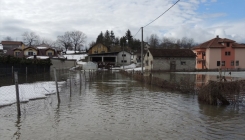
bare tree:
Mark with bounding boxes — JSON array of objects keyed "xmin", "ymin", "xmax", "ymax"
[
  {"xmin": 147, "ymin": 34, "xmax": 160, "ymax": 48},
  {"xmin": 22, "ymin": 32, "xmax": 40, "ymax": 46},
  {"xmin": 3, "ymin": 36, "xmax": 14, "ymax": 41},
  {"xmin": 177, "ymin": 37, "xmax": 194, "ymax": 49},
  {"xmin": 57, "ymin": 32, "xmax": 71, "ymax": 52},
  {"xmin": 70, "ymin": 31, "xmax": 87, "ymax": 53},
  {"xmin": 160, "ymin": 37, "xmax": 177, "ymax": 49}
]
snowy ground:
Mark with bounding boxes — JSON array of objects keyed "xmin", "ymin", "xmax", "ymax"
[{"xmin": 0, "ymin": 81, "xmax": 65, "ymax": 107}]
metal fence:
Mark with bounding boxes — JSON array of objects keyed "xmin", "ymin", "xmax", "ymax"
[{"xmin": 0, "ymin": 68, "xmax": 97, "ymax": 117}]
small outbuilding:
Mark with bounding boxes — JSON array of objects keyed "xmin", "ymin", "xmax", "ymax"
[
  {"xmin": 87, "ymin": 51, "xmax": 131, "ymax": 67},
  {"xmin": 144, "ymin": 48, "xmax": 196, "ymax": 71}
]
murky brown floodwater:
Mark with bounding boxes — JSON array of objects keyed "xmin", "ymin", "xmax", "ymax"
[{"xmin": 0, "ymin": 71, "xmax": 245, "ymax": 140}]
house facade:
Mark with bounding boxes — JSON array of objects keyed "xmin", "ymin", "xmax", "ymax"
[
  {"xmin": 5, "ymin": 44, "xmax": 59, "ymax": 59},
  {"xmin": 192, "ymin": 36, "xmax": 245, "ymax": 70},
  {"xmin": 1, "ymin": 41, "xmax": 25, "ymax": 51},
  {"xmin": 144, "ymin": 48, "xmax": 196, "ymax": 71},
  {"xmin": 88, "ymin": 43, "xmax": 109, "ymax": 54},
  {"xmin": 88, "ymin": 51, "xmax": 131, "ymax": 67}
]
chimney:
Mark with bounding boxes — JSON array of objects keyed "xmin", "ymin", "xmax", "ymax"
[{"xmin": 216, "ymin": 35, "xmax": 219, "ymax": 38}]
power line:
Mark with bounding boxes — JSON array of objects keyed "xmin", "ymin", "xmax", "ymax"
[
  {"xmin": 133, "ymin": 0, "xmax": 180, "ymax": 38},
  {"xmin": 133, "ymin": 28, "xmax": 141, "ymax": 38},
  {"xmin": 144, "ymin": 0, "xmax": 180, "ymax": 28}
]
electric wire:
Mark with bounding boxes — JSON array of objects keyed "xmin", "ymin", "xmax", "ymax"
[{"xmin": 133, "ymin": 0, "xmax": 180, "ymax": 38}]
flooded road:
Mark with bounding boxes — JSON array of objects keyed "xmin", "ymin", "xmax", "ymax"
[{"xmin": 0, "ymin": 71, "xmax": 245, "ymax": 140}]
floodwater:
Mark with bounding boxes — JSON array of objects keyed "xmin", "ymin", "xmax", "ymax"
[{"xmin": 0, "ymin": 71, "xmax": 245, "ymax": 140}]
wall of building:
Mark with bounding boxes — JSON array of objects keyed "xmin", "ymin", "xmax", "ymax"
[
  {"xmin": 152, "ymin": 57, "xmax": 196, "ymax": 71},
  {"xmin": 206, "ymin": 48, "xmax": 221, "ymax": 69},
  {"xmin": 46, "ymin": 50, "xmax": 54, "ymax": 56},
  {"xmin": 117, "ymin": 51, "xmax": 131, "ymax": 66},
  {"xmin": 235, "ymin": 48, "xmax": 245, "ymax": 69},
  {"xmin": 24, "ymin": 49, "xmax": 38, "ymax": 56},
  {"xmin": 144, "ymin": 51, "xmax": 153, "ymax": 71},
  {"xmin": 50, "ymin": 58, "xmax": 76, "ymax": 70},
  {"xmin": 193, "ymin": 48, "xmax": 205, "ymax": 69},
  {"xmin": 91, "ymin": 44, "xmax": 108, "ymax": 54},
  {"xmin": 221, "ymin": 43, "xmax": 235, "ymax": 69}
]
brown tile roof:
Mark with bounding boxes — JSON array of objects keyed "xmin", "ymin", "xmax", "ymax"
[
  {"xmin": 23, "ymin": 46, "xmax": 38, "ymax": 51},
  {"xmin": 1, "ymin": 41, "xmax": 23, "ymax": 45},
  {"xmin": 232, "ymin": 43, "xmax": 245, "ymax": 48},
  {"xmin": 192, "ymin": 36, "xmax": 241, "ymax": 49},
  {"xmin": 148, "ymin": 48, "xmax": 196, "ymax": 57}
]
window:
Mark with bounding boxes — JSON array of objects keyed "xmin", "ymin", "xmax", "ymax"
[
  {"xmin": 48, "ymin": 52, "xmax": 52, "ymax": 56},
  {"xmin": 15, "ymin": 52, "xmax": 20, "ymax": 56},
  {"xmin": 181, "ymin": 61, "xmax": 186, "ymax": 65},
  {"xmin": 121, "ymin": 60, "xmax": 127, "ymax": 63},
  {"xmin": 225, "ymin": 51, "xmax": 231, "ymax": 56},
  {"xmin": 147, "ymin": 52, "xmax": 149, "ymax": 57},
  {"xmin": 94, "ymin": 51, "xmax": 97, "ymax": 54},
  {"xmin": 28, "ymin": 52, "xmax": 33, "ymax": 56},
  {"xmin": 236, "ymin": 61, "xmax": 239, "ymax": 66},
  {"xmin": 217, "ymin": 61, "xmax": 220, "ymax": 66},
  {"xmin": 227, "ymin": 42, "xmax": 230, "ymax": 47},
  {"xmin": 101, "ymin": 51, "xmax": 105, "ymax": 53},
  {"xmin": 122, "ymin": 54, "xmax": 126, "ymax": 57},
  {"xmin": 222, "ymin": 61, "xmax": 225, "ymax": 66},
  {"xmin": 202, "ymin": 52, "xmax": 205, "ymax": 56},
  {"xmin": 231, "ymin": 61, "xmax": 234, "ymax": 66}
]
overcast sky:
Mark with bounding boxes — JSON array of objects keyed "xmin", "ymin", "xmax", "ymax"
[{"xmin": 0, "ymin": 0, "xmax": 245, "ymax": 47}]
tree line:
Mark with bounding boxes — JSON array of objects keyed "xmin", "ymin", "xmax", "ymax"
[
  {"xmin": 2, "ymin": 31, "xmax": 87, "ymax": 54},
  {"xmin": 2, "ymin": 29, "xmax": 198, "ymax": 53},
  {"xmin": 89, "ymin": 30, "xmax": 198, "ymax": 52}
]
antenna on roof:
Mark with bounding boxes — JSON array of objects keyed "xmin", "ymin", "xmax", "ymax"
[{"xmin": 216, "ymin": 35, "xmax": 219, "ymax": 38}]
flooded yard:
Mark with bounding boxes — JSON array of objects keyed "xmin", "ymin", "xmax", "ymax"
[{"xmin": 0, "ymin": 71, "xmax": 245, "ymax": 140}]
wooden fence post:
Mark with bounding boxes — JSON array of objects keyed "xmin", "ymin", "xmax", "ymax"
[
  {"xmin": 14, "ymin": 72, "xmax": 21, "ymax": 116},
  {"xmin": 53, "ymin": 68, "xmax": 60, "ymax": 103}
]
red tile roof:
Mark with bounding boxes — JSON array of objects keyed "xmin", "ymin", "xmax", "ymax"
[{"xmin": 192, "ymin": 36, "xmax": 243, "ymax": 49}]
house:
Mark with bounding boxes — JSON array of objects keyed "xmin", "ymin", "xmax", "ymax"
[
  {"xmin": 144, "ymin": 48, "xmax": 196, "ymax": 71},
  {"xmin": 87, "ymin": 51, "xmax": 131, "ymax": 67},
  {"xmin": 88, "ymin": 43, "xmax": 109, "ymax": 54},
  {"xmin": 0, "ymin": 44, "xmax": 3, "ymax": 55},
  {"xmin": 5, "ymin": 44, "xmax": 60, "ymax": 59},
  {"xmin": 1, "ymin": 41, "xmax": 25, "ymax": 52},
  {"xmin": 192, "ymin": 35, "xmax": 245, "ymax": 70}
]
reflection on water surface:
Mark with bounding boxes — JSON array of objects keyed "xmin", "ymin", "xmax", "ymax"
[{"xmin": 0, "ymin": 71, "xmax": 244, "ymax": 140}]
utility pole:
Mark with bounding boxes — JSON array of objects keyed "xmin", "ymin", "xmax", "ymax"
[
  {"xmin": 141, "ymin": 27, "xmax": 144, "ymax": 74},
  {"xmin": 123, "ymin": 42, "xmax": 124, "ymax": 70}
]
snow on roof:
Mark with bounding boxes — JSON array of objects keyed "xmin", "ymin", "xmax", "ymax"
[
  {"xmin": 0, "ymin": 44, "xmax": 3, "ymax": 50},
  {"xmin": 66, "ymin": 50, "xmax": 85, "ymax": 54},
  {"xmin": 37, "ymin": 46, "xmax": 48, "ymax": 49},
  {"xmin": 63, "ymin": 54, "xmax": 87, "ymax": 61}
]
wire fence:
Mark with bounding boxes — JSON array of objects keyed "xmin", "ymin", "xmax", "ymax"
[{"xmin": 0, "ymin": 68, "xmax": 98, "ymax": 117}]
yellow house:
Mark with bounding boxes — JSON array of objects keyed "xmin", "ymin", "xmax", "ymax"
[
  {"xmin": 88, "ymin": 43, "xmax": 108, "ymax": 54},
  {"xmin": 45, "ymin": 48, "xmax": 55, "ymax": 56},
  {"xmin": 13, "ymin": 48, "xmax": 22, "ymax": 57},
  {"xmin": 23, "ymin": 47, "xmax": 38, "ymax": 56}
]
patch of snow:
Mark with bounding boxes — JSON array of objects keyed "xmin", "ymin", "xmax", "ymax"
[
  {"xmin": 0, "ymin": 81, "xmax": 65, "ymax": 107},
  {"xmin": 63, "ymin": 54, "xmax": 87, "ymax": 61},
  {"xmin": 27, "ymin": 56, "xmax": 50, "ymax": 59},
  {"xmin": 37, "ymin": 47, "xmax": 48, "ymax": 49}
]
